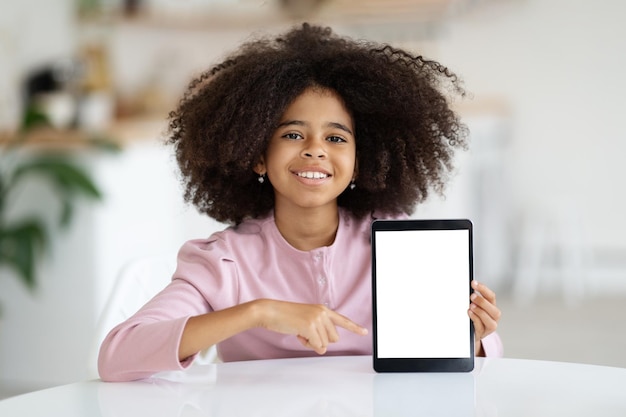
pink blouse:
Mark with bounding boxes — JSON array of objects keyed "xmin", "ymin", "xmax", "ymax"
[{"xmin": 98, "ymin": 209, "xmax": 503, "ymax": 382}]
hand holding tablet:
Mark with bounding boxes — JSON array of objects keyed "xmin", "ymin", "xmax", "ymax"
[{"xmin": 371, "ymin": 219, "xmax": 475, "ymax": 372}]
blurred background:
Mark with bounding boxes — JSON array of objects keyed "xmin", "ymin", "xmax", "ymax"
[{"xmin": 1, "ymin": 0, "xmax": 625, "ymax": 398}]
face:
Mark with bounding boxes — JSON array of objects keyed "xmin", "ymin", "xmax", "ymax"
[{"xmin": 256, "ymin": 87, "xmax": 357, "ymax": 214}]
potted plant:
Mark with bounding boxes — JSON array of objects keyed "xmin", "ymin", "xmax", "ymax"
[{"xmin": 0, "ymin": 107, "xmax": 118, "ymax": 295}]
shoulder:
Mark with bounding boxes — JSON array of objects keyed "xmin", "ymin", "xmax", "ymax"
[
  {"xmin": 180, "ymin": 216, "xmax": 271, "ymax": 256},
  {"xmin": 174, "ymin": 216, "xmax": 275, "ymax": 293},
  {"xmin": 177, "ymin": 215, "xmax": 275, "ymax": 266}
]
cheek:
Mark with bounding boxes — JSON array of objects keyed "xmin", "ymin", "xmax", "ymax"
[
  {"xmin": 265, "ymin": 149, "xmax": 297, "ymax": 179},
  {"xmin": 264, "ymin": 147, "xmax": 289, "ymax": 167},
  {"xmin": 342, "ymin": 152, "xmax": 358, "ymax": 174}
]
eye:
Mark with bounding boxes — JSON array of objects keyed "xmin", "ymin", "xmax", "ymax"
[
  {"xmin": 327, "ymin": 135, "xmax": 347, "ymax": 143},
  {"xmin": 282, "ymin": 132, "xmax": 303, "ymax": 140}
]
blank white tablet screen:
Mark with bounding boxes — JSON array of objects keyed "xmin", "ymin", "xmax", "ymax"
[{"xmin": 375, "ymin": 229, "xmax": 471, "ymax": 358}]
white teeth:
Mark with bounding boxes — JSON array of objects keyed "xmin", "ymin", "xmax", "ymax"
[{"xmin": 298, "ymin": 171, "xmax": 328, "ymax": 179}]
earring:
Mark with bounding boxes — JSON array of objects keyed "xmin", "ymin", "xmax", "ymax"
[
  {"xmin": 350, "ymin": 180, "xmax": 356, "ymax": 190},
  {"xmin": 258, "ymin": 174, "xmax": 265, "ymax": 184}
]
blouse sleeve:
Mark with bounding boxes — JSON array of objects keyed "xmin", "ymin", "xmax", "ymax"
[
  {"xmin": 481, "ymin": 332, "xmax": 504, "ymax": 357},
  {"xmin": 98, "ymin": 237, "xmax": 237, "ymax": 382}
]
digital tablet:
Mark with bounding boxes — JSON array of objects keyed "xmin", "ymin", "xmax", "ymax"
[{"xmin": 371, "ymin": 219, "xmax": 475, "ymax": 372}]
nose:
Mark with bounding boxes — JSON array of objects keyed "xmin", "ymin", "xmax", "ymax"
[{"xmin": 301, "ymin": 138, "xmax": 327, "ymax": 159}]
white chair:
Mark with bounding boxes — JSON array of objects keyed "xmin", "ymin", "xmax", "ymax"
[
  {"xmin": 512, "ymin": 199, "xmax": 592, "ymax": 306},
  {"xmin": 88, "ymin": 255, "xmax": 218, "ymax": 378}
]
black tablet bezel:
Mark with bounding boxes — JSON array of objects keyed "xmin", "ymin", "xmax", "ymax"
[{"xmin": 371, "ymin": 219, "xmax": 475, "ymax": 373}]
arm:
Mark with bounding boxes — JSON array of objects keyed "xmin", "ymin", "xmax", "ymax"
[
  {"xmin": 179, "ymin": 299, "xmax": 368, "ymax": 361},
  {"xmin": 99, "ymin": 280, "xmax": 367, "ymax": 382}
]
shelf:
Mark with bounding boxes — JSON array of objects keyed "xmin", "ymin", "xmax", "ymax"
[{"xmin": 0, "ymin": 117, "xmax": 167, "ymax": 151}]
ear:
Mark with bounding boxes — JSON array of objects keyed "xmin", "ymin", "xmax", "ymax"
[{"xmin": 253, "ymin": 156, "xmax": 266, "ymax": 176}]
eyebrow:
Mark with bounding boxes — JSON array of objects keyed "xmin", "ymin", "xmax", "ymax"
[{"xmin": 277, "ymin": 120, "xmax": 354, "ymax": 135}]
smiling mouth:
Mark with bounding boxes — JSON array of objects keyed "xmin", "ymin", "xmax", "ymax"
[{"xmin": 296, "ymin": 171, "xmax": 330, "ymax": 179}]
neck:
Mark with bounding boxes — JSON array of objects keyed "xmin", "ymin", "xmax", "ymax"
[{"xmin": 274, "ymin": 204, "xmax": 340, "ymax": 251}]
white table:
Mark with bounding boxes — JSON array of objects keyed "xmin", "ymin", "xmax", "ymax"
[{"xmin": 1, "ymin": 356, "xmax": 625, "ymax": 416}]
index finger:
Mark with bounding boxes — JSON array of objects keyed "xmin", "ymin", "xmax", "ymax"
[
  {"xmin": 328, "ymin": 310, "xmax": 369, "ymax": 336},
  {"xmin": 472, "ymin": 280, "xmax": 497, "ymax": 305}
]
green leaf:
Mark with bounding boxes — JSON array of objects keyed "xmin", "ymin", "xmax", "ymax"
[
  {"xmin": 0, "ymin": 220, "xmax": 48, "ymax": 291},
  {"xmin": 11, "ymin": 158, "xmax": 103, "ymax": 200},
  {"xmin": 6, "ymin": 158, "xmax": 103, "ymax": 227},
  {"xmin": 0, "ymin": 171, "xmax": 6, "ymax": 214},
  {"xmin": 59, "ymin": 198, "xmax": 74, "ymax": 229},
  {"xmin": 20, "ymin": 105, "xmax": 50, "ymax": 132}
]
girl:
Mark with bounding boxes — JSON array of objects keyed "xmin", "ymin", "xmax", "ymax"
[{"xmin": 98, "ymin": 23, "xmax": 502, "ymax": 382}]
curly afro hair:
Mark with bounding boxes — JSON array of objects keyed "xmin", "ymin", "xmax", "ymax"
[{"xmin": 168, "ymin": 23, "xmax": 468, "ymax": 225}]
